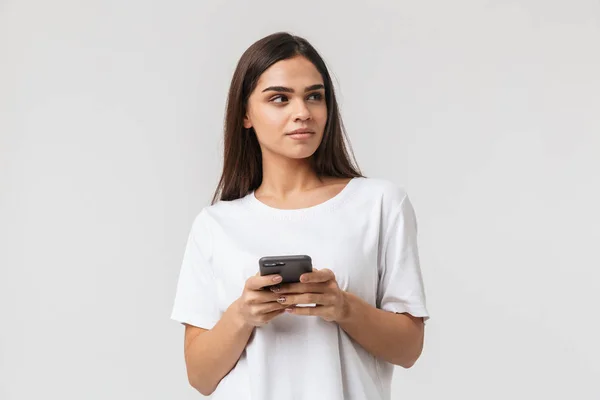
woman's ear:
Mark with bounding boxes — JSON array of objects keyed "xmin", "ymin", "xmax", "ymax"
[{"xmin": 243, "ymin": 114, "xmax": 252, "ymax": 129}]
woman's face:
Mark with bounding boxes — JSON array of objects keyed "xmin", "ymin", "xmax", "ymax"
[{"xmin": 244, "ymin": 55, "xmax": 327, "ymax": 160}]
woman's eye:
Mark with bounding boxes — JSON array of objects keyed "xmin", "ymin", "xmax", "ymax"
[
  {"xmin": 270, "ymin": 93, "xmax": 323, "ymax": 104},
  {"xmin": 271, "ymin": 95, "xmax": 288, "ymax": 103}
]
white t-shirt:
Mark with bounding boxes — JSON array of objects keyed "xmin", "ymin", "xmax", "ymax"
[{"xmin": 170, "ymin": 176, "xmax": 430, "ymax": 399}]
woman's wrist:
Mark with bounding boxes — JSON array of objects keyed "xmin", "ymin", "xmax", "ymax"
[
  {"xmin": 331, "ymin": 291, "xmax": 350, "ymax": 323},
  {"xmin": 335, "ymin": 292, "xmax": 364, "ymax": 326},
  {"xmin": 226, "ymin": 298, "xmax": 254, "ymax": 332}
]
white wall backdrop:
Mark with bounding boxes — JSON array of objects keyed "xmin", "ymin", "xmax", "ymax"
[{"xmin": 1, "ymin": 1, "xmax": 599, "ymax": 399}]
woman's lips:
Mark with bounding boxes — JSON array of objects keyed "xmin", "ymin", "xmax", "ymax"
[
  {"xmin": 286, "ymin": 132, "xmax": 314, "ymax": 140},
  {"xmin": 286, "ymin": 128, "xmax": 314, "ymax": 140}
]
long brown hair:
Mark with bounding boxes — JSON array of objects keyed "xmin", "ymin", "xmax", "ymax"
[{"xmin": 211, "ymin": 32, "xmax": 364, "ymax": 204}]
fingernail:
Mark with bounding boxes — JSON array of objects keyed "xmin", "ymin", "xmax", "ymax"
[
  {"xmin": 270, "ymin": 286, "xmax": 280, "ymax": 293},
  {"xmin": 277, "ymin": 297, "xmax": 286, "ymax": 303},
  {"xmin": 273, "ymin": 275, "xmax": 282, "ymax": 282}
]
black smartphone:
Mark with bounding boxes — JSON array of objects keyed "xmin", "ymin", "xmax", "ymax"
[{"xmin": 259, "ymin": 255, "xmax": 313, "ymax": 285}]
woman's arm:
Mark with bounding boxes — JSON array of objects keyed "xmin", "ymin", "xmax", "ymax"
[
  {"xmin": 336, "ymin": 292, "xmax": 424, "ymax": 368},
  {"xmin": 183, "ymin": 300, "xmax": 253, "ymax": 396},
  {"xmin": 274, "ymin": 269, "xmax": 425, "ymax": 368},
  {"xmin": 183, "ymin": 273, "xmax": 286, "ymax": 396}
]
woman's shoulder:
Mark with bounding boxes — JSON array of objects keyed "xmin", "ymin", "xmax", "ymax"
[
  {"xmin": 200, "ymin": 194, "xmax": 250, "ymax": 220},
  {"xmin": 185, "ymin": 194, "xmax": 250, "ymax": 231},
  {"xmin": 355, "ymin": 176, "xmax": 410, "ymax": 208}
]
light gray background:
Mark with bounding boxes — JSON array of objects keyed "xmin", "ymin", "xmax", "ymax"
[{"xmin": 1, "ymin": 1, "xmax": 599, "ymax": 399}]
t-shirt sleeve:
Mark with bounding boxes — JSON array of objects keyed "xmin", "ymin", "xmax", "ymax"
[
  {"xmin": 170, "ymin": 209, "xmax": 220, "ymax": 329},
  {"xmin": 377, "ymin": 193, "xmax": 430, "ymax": 323}
]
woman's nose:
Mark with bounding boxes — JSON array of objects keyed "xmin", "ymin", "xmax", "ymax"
[{"xmin": 293, "ymin": 100, "xmax": 311, "ymax": 121}]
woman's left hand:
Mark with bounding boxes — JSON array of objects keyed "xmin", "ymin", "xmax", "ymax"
[{"xmin": 270, "ymin": 268, "xmax": 349, "ymax": 322}]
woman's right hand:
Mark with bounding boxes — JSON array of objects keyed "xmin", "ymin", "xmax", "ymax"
[{"xmin": 234, "ymin": 273, "xmax": 288, "ymax": 327}]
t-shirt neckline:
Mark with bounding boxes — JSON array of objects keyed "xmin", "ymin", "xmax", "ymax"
[{"xmin": 247, "ymin": 177, "xmax": 361, "ymax": 217}]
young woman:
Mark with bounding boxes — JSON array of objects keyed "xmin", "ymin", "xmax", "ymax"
[{"xmin": 171, "ymin": 32, "xmax": 429, "ymax": 400}]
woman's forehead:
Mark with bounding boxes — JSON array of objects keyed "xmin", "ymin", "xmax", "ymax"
[{"xmin": 257, "ymin": 57, "xmax": 323, "ymax": 88}]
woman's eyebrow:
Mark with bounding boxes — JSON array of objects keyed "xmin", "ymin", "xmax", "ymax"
[{"xmin": 261, "ymin": 84, "xmax": 325, "ymax": 93}]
